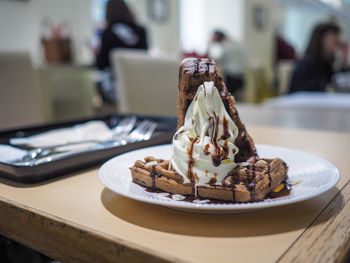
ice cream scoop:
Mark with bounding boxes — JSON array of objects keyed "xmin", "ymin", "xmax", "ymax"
[{"xmin": 170, "ymin": 81, "xmax": 239, "ymax": 193}]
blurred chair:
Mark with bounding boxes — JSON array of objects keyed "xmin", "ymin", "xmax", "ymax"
[
  {"xmin": 252, "ymin": 67, "xmax": 275, "ymax": 103},
  {"xmin": 0, "ymin": 51, "xmax": 47, "ymax": 130},
  {"xmin": 37, "ymin": 66, "xmax": 96, "ymax": 121},
  {"xmin": 111, "ymin": 49, "xmax": 180, "ymax": 116},
  {"xmin": 243, "ymin": 64, "xmax": 274, "ymax": 103},
  {"xmin": 276, "ymin": 60, "xmax": 295, "ymax": 95}
]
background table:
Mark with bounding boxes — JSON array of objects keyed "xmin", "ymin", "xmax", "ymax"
[
  {"xmin": 238, "ymin": 104, "xmax": 350, "ymax": 133},
  {"xmin": 0, "ymin": 126, "xmax": 349, "ymax": 263}
]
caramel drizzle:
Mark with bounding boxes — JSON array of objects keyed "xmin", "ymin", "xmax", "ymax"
[
  {"xmin": 232, "ymin": 148, "xmax": 236, "ymax": 154},
  {"xmin": 203, "ymin": 143, "xmax": 210, "ymax": 156}
]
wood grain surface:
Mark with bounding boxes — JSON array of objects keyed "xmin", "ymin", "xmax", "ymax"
[
  {"xmin": 0, "ymin": 197, "xmax": 176, "ymax": 263},
  {"xmin": 278, "ymin": 180, "xmax": 350, "ymax": 263},
  {"xmin": 0, "ymin": 126, "xmax": 349, "ymax": 263}
]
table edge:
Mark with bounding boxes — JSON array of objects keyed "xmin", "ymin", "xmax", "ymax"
[
  {"xmin": 0, "ymin": 196, "xmax": 186, "ymax": 263},
  {"xmin": 278, "ymin": 180, "xmax": 350, "ymax": 263}
]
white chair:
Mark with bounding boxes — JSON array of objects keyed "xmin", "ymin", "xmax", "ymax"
[
  {"xmin": 111, "ymin": 49, "xmax": 180, "ymax": 117},
  {"xmin": 0, "ymin": 52, "xmax": 46, "ymax": 130}
]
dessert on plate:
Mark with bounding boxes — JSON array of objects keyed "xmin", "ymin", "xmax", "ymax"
[{"xmin": 130, "ymin": 58, "xmax": 289, "ymax": 203}]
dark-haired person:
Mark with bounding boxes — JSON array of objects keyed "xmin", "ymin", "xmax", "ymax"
[
  {"xmin": 208, "ymin": 30, "xmax": 248, "ymax": 100},
  {"xmin": 96, "ymin": 0, "xmax": 148, "ymax": 70},
  {"xmin": 288, "ymin": 23, "xmax": 340, "ymax": 93},
  {"xmin": 95, "ymin": 0, "xmax": 148, "ymax": 103}
]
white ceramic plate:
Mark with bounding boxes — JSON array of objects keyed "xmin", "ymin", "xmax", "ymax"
[{"xmin": 99, "ymin": 144, "xmax": 340, "ymax": 213}]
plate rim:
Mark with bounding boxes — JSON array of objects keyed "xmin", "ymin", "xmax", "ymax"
[{"xmin": 98, "ymin": 144, "xmax": 340, "ymax": 211}]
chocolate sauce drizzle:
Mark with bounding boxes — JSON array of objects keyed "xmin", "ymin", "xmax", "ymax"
[
  {"xmin": 248, "ymin": 160, "xmax": 257, "ymax": 200},
  {"xmin": 229, "ymin": 181, "xmax": 236, "ymax": 202},
  {"xmin": 208, "ymin": 177, "xmax": 217, "ymax": 185},
  {"xmin": 145, "ymin": 185, "xmax": 290, "ymax": 204},
  {"xmin": 267, "ymin": 163, "xmax": 272, "ymax": 187},
  {"xmin": 220, "ymin": 115, "xmax": 230, "ymax": 140},
  {"xmin": 267, "ymin": 181, "xmax": 291, "ymax": 199},
  {"xmin": 150, "ymin": 165, "xmax": 161, "ymax": 189},
  {"xmin": 242, "ymin": 159, "xmax": 277, "ymax": 200},
  {"xmin": 145, "ymin": 158, "xmax": 290, "ymax": 203},
  {"xmin": 282, "ymin": 161, "xmax": 289, "ymax": 179},
  {"xmin": 210, "ymin": 112, "xmax": 222, "ymax": 167},
  {"xmin": 173, "ymin": 129, "xmax": 184, "ymax": 141},
  {"xmin": 203, "ymin": 112, "xmax": 232, "ymax": 167},
  {"xmin": 205, "ymin": 61, "xmax": 210, "ymax": 77},
  {"xmin": 193, "ymin": 59, "xmax": 200, "ymax": 79},
  {"xmin": 222, "ymin": 141, "xmax": 229, "ymax": 159},
  {"xmin": 187, "ymin": 136, "xmax": 199, "ymax": 195},
  {"xmin": 145, "ymin": 159, "xmax": 291, "ymax": 203}
]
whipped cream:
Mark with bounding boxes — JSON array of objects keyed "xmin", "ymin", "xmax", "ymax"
[{"xmin": 170, "ymin": 81, "xmax": 239, "ymax": 192}]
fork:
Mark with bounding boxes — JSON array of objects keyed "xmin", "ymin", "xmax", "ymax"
[
  {"xmin": 21, "ymin": 116, "xmax": 137, "ymax": 162},
  {"xmin": 127, "ymin": 120, "xmax": 158, "ymax": 143},
  {"xmin": 15, "ymin": 119, "xmax": 158, "ymax": 166},
  {"xmin": 111, "ymin": 116, "xmax": 137, "ymax": 139},
  {"xmin": 95, "ymin": 119, "xmax": 158, "ymax": 147}
]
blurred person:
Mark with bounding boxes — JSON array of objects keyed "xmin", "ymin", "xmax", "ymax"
[
  {"xmin": 95, "ymin": 0, "xmax": 148, "ymax": 103},
  {"xmin": 275, "ymin": 34, "xmax": 296, "ymax": 62},
  {"xmin": 208, "ymin": 30, "xmax": 247, "ymax": 100},
  {"xmin": 96, "ymin": 0, "xmax": 148, "ymax": 70},
  {"xmin": 288, "ymin": 23, "xmax": 340, "ymax": 93}
]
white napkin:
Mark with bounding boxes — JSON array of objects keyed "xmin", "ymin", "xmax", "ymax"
[
  {"xmin": 9, "ymin": 121, "xmax": 113, "ymax": 151},
  {"xmin": 0, "ymin": 144, "xmax": 27, "ymax": 164}
]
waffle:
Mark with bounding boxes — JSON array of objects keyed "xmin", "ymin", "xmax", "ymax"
[
  {"xmin": 177, "ymin": 58, "xmax": 257, "ymax": 162},
  {"xmin": 130, "ymin": 58, "xmax": 289, "ymax": 202},
  {"xmin": 130, "ymin": 157, "xmax": 288, "ymax": 202}
]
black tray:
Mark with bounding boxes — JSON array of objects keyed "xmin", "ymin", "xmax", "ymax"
[{"xmin": 0, "ymin": 113, "xmax": 177, "ymax": 183}]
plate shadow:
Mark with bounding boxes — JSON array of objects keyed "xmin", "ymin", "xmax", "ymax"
[{"xmin": 100, "ymin": 186, "xmax": 343, "ymax": 238}]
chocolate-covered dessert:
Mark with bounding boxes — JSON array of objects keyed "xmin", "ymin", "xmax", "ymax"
[{"xmin": 130, "ymin": 58, "xmax": 289, "ymax": 202}]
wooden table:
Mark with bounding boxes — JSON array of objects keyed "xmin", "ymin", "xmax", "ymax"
[{"xmin": 0, "ymin": 126, "xmax": 349, "ymax": 263}]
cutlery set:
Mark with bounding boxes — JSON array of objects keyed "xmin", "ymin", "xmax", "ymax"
[{"xmin": 13, "ymin": 117, "xmax": 158, "ymax": 166}]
